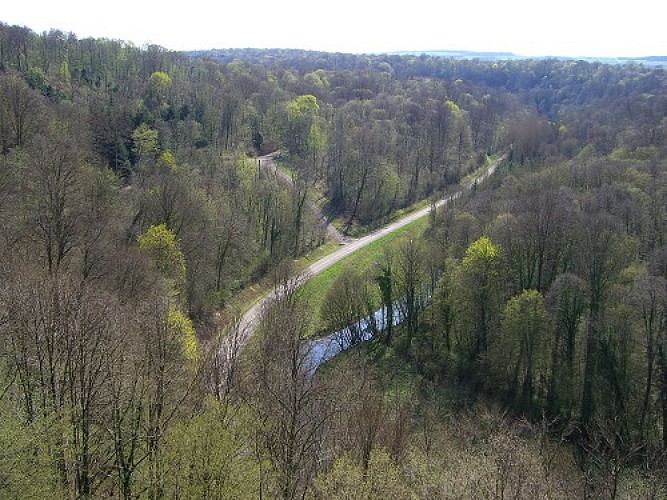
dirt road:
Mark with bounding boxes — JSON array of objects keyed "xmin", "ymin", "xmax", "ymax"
[{"xmin": 258, "ymin": 153, "xmax": 348, "ymax": 244}]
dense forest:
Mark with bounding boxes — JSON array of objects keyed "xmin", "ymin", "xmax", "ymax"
[{"xmin": 1, "ymin": 22, "xmax": 666, "ymax": 498}]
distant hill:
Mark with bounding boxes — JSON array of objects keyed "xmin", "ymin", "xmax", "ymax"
[
  {"xmin": 191, "ymin": 47, "xmax": 667, "ymax": 68},
  {"xmin": 389, "ymin": 50, "xmax": 523, "ymax": 61},
  {"xmin": 391, "ymin": 49, "xmax": 667, "ymax": 67}
]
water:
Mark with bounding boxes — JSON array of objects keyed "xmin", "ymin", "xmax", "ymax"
[{"xmin": 303, "ymin": 295, "xmax": 427, "ymax": 375}]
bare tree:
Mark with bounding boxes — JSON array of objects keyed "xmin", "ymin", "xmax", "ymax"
[
  {"xmin": 322, "ymin": 269, "xmax": 374, "ymax": 348},
  {"xmin": 244, "ymin": 280, "xmax": 333, "ymax": 499},
  {"xmin": 577, "ymin": 211, "xmax": 626, "ymax": 428},
  {"xmin": 545, "ymin": 273, "xmax": 588, "ymax": 417},
  {"xmin": 396, "ymin": 238, "xmax": 427, "ymax": 354},
  {"xmin": 0, "ymin": 74, "xmax": 45, "ymax": 152},
  {"xmin": 1, "ymin": 271, "xmax": 124, "ymax": 496},
  {"xmin": 24, "ymin": 132, "xmax": 82, "ymax": 275},
  {"xmin": 648, "ymin": 246, "xmax": 667, "ymax": 449}
]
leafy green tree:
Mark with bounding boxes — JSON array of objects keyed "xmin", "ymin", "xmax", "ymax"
[
  {"xmin": 308, "ymin": 120, "xmax": 328, "ymax": 170},
  {"xmin": 578, "ymin": 213, "xmax": 628, "ymax": 427},
  {"xmin": 491, "ymin": 289, "xmax": 548, "ymax": 413},
  {"xmin": 0, "ymin": 397, "xmax": 65, "ymax": 497},
  {"xmin": 648, "ymin": 247, "xmax": 667, "ymax": 449},
  {"xmin": 138, "ymin": 223, "xmax": 186, "ymax": 291},
  {"xmin": 314, "ymin": 450, "xmax": 410, "ymax": 499},
  {"xmin": 545, "ymin": 273, "xmax": 588, "ymax": 416},
  {"xmin": 156, "ymin": 150, "xmax": 177, "ymax": 171},
  {"xmin": 396, "ymin": 238, "xmax": 426, "ymax": 354},
  {"xmin": 375, "ymin": 250, "xmax": 395, "ymax": 345},
  {"xmin": 162, "ymin": 399, "xmax": 264, "ymax": 499},
  {"xmin": 457, "ymin": 236, "xmax": 502, "ymax": 361},
  {"xmin": 304, "ymin": 70, "xmax": 327, "ymax": 88},
  {"xmin": 285, "ymin": 94, "xmax": 319, "ymax": 157},
  {"xmin": 131, "ymin": 124, "xmax": 159, "ymax": 163},
  {"xmin": 432, "ymin": 258, "xmax": 460, "ymax": 357},
  {"xmin": 286, "ymin": 94, "xmax": 319, "ymax": 120},
  {"xmin": 167, "ymin": 306, "xmax": 198, "ymax": 363},
  {"xmin": 630, "ymin": 274, "xmax": 667, "ymax": 440},
  {"xmin": 146, "ymin": 71, "xmax": 171, "ymax": 111}
]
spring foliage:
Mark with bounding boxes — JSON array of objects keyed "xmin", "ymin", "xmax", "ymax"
[
  {"xmin": 167, "ymin": 306, "xmax": 198, "ymax": 362},
  {"xmin": 138, "ymin": 223, "xmax": 186, "ymax": 288}
]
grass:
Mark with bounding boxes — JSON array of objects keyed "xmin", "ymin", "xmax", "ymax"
[
  {"xmin": 461, "ymin": 153, "xmax": 503, "ymax": 186},
  {"xmin": 274, "ymin": 161, "xmax": 295, "ymax": 179},
  {"xmin": 297, "ymin": 215, "xmax": 430, "ymax": 336},
  {"xmin": 294, "ymin": 240, "xmax": 342, "ymax": 273},
  {"xmin": 295, "ymin": 157, "xmax": 505, "ymax": 335}
]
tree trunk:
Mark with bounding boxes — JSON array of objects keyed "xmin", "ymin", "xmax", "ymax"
[
  {"xmin": 346, "ymin": 164, "xmax": 369, "ymax": 233},
  {"xmin": 580, "ymin": 300, "xmax": 599, "ymax": 428},
  {"xmin": 640, "ymin": 309, "xmax": 655, "ymax": 437},
  {"xmin": 658, "ymin": 322, "xmax": 667, "ymax": 449}
]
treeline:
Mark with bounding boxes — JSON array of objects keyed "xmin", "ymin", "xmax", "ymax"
[{"xmin": 3, "ymin": 25, "xmax": 665, "ymax": 229}]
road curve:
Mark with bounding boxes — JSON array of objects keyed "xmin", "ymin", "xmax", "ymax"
[
  {"xmin": 220, "ymin": 154, "xmax": 507, "ymax": 359},
  {"xmin": 258, "ymin": 153, "xmax": 349, "ymax": 244}
]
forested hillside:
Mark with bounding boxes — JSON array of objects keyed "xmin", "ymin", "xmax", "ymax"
[{"xmin": 1, "ymin": 22, "xmax": 666, "ymax": 498}]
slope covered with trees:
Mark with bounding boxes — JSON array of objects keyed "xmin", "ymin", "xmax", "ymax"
[{"xmin": 1, "ymin": 22, "xmax": 666, "ymax": 498}]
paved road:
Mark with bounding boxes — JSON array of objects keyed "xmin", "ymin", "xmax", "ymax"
[
  {"xmin": 218, "ymin": 154, "xmax": 507, "ymax": 367},
  {"xmin": 258, "ymin": 153, "xmax": 349, "ymax": 244}
]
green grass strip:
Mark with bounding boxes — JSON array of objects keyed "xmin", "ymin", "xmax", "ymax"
[{"xmin": 298, "ymin": 215, "xmax": 429, "ymax": 335}]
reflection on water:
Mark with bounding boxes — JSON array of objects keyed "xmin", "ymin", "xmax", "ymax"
[{"xmin": 304, "ymin": 296, "xmax": 421, "ymax": 375}]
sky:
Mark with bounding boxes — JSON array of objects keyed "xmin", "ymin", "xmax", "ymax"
[{"xmin": 2, "ymin": 0, "xmax": 666, "ymax": 58}]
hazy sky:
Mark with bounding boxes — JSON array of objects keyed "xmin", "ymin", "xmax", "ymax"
[{"xmin": 3, "ymin": 0, "xmax": 665, "ymax": 57}]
